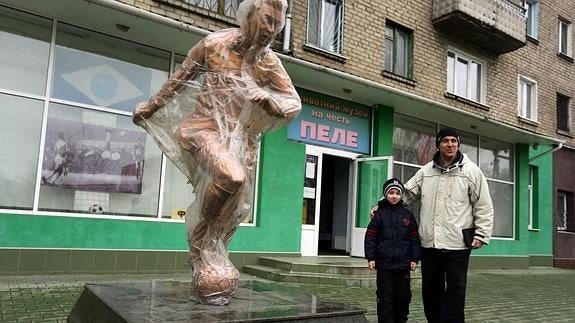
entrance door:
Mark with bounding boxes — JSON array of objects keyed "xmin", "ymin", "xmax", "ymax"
[
  {"xmin": 350, "ymin": 156, "xmax": 393, "ymax": 257},
  {"xmin": 318, "ymin": 154, "xmax": 353, "ymax": 255},
  {"xmin": 301, "ymin": 145, "xmax": 358, "ymax": 256}
]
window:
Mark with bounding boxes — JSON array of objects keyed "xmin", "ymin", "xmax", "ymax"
[
  {"xmin": 558, "ymin": 19, "xmax": 572, "ymax": 57},
  {"xmin": 0, "ymin": 6, "xmax": 261, "ymax": 224},
  {"xmin": 184, "ymin": 0, "xmax": 240, "ymax": 17},
  {"xmin": 37, "ymin": 103, "xmax": 163, "ymax": 217},
  {"xmin": 557, "ymin": 191, "xmax": 574, "ymax": 232},
  {"xmin": 0, "ymin": 94, "xmax": 44, "ymax": 210},
  {"xmin": 392, "ymin": 116, "xmax": 516, "ymax": 239},
  {"xmin": 479, "ymin": 136, "xmax": 514, "ymax": 238},
  {"xmin": 525, "ymin": 0, "xmax": 539, "ymax": 39},
  {"xmin": 384, "ymin": 21, "xmax": 413, "ymax": 78},
  {"xmin": 307, "ymin": 0, "xmax": 344, "ymax": 54},
  {"xmin": 557, "ymin": 93, "xmax": 571, "ymax": 132},
  {"xmin": 528, "ymin": 166, "xmax": 538, "ymax": 230},
  {"xmin": 446, "ymin": 49, "xmax": 484, "ymax": 103},
  {"xmin": 518, "ymin": 75, "xmax": 538, "ymax": 121},
  {"xmin": 52, "ymin": 23, "xmax": 169, "ymax": 113},
  {"xmin": 0, "ymin": 6, "xmax": 51, "ymax": 96}
]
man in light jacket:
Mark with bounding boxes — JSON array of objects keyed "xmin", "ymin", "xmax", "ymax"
[{"xmin": 372, "ymin": 127, "xmax": 494, "ymax": 323}]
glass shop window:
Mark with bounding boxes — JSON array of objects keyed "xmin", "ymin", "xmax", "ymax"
[
  {"xmin": 0, "ymin": 6, "xmax": 51, "ymax": 96},
  {"xmin": 51, "ymin": 22, "xmax": 169, "ymax": 113},
  {"xmin": 37, "ymin": 103, "xmax": 163, "ymax": 217},
  {"xmin": 0, "ymin": 94, "xmax": 44, "ymax": 210}
]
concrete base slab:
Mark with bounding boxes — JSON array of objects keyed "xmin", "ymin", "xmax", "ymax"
[{"xmin": 67, "ymin": 280, "xmax": 367, "ymax": 322}]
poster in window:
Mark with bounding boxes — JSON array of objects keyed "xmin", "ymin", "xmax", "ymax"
[{"xmin": 41, "ymin": 118, "xmax": 146, "ymax": 194}]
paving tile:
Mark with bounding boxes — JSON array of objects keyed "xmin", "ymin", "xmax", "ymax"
[{"xmin": 0, "ymin": 268, "xmax": 574, "ymax": 322}]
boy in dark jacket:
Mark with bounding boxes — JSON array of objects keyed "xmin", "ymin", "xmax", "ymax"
[{"xmin": 365, "ymin": 178, "xmax": 421, "ymax": 323}]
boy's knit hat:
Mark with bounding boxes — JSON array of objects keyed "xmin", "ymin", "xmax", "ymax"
[
  {"xmin": 436, "ymin": 127, "xmax": 460, "ymax": 147},
  {"xmin": 382, "ymin": 178, "xmax": 404, "ymax": 197}
]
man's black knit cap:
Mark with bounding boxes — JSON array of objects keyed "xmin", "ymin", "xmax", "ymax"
[{"xmin": 436, "ymin": 127, "xmax": 460, "ymax": 147}]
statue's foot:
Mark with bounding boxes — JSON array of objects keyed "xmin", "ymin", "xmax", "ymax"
[{"xmin": 193, "ymin": 262, "xmax": 239, "ymax": 305}]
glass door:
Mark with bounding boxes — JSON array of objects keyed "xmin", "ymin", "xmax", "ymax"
[
  {"xmin": 301, "ymin": 148, "xmax": 322, "ymax": 256},
  {"xmin": 350, "ymin": 156, "xmax": 392, "ymax": 257}
]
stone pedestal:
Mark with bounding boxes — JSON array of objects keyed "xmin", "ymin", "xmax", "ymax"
[{"xmin": 67, "ymin": 280, "xmax": 367, "ymax": 322}]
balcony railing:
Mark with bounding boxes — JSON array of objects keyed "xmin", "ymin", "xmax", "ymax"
[
  {"xmin": 432, "ymin": 0, "xmax": 527, "ymax": 55},
  {"xmin": 185, "ymin": 0, "xmax": 240, "ymax": 18}
]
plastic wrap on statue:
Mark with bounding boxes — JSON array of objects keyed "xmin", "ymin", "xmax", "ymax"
[{"xmin": 132, "ymin": 0, "xmax": 301, "ymax": 306}]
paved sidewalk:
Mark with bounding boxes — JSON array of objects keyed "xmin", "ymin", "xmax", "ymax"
[{"xmin": 1, "ymin": 267, "xmax": 574, "ymax": 322}]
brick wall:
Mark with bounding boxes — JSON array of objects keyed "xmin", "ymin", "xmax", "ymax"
[
  {"xmin": 135, "ymin": 0, "xmax": 575, "ymax": 147},
  {"xmin": 292, "ymin": 0, "xmax": 575, "ymax": 147}
]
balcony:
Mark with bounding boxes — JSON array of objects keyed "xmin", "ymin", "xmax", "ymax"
[{"xmin": 432, "ymin": 0, "xmax": 527, "ymax": 55}]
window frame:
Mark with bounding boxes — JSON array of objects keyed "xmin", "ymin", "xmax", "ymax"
[
  {"xmin": 528, "ymin": 165, "xmax": 539, "ymax": 230},
  {"xmin": 184, "ymin": 0, "xmax": 240, "ymax": 18},
  {"xmin": 556, "ymin": 93, "xmax": 571, "ymax": 133},
  {"xmin": 517, "ymin": 75, "xmax": 538, "ymax": 122},
  {"xmin": 556, "ymin": 191, "xmax": 574, "ymax": 232},
  {"xmin": 392, "ymin": 114, "xmax": 516, "ymax": 239},
  {"xmin": 558, "ymin": 18, "xmax": 573, "ymax": 57},
  {"xmin": 0, "ymin": 9, "xmax": 261, "ymax": 225},
  {"xmin": 446, "ymin": 48, "xmax": 486, "ymax": 104},
  {"xmin": 525, "ymin": 0, "xmax": 539, "ymax": 39},
  {"xmin": 306, "ymin": 0, "xmax": 345, "ymax": 55},
  {"xmin": 384, "ymin": 20, "xmax": 414, "ymax": 79}
]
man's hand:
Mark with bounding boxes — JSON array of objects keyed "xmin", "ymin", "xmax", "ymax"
[
  {"xmin": 368, "ymin": 260, "xmax": 375, "ymax": 271},
  {"xmin": 471, "ymin": 239, "xmax": 483, "ymax": 249},
  {"xmin": 410, "ymin": 261, "xmax": 417, "ymax": 271},
  {"xmin": 369, "ymin": 205, "xmax": 378, "ymax": 219}
]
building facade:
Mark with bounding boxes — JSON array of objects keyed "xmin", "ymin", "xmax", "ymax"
[{"xmin": 0, "ymin": 0, "xmax": 573, "ymax": 274}]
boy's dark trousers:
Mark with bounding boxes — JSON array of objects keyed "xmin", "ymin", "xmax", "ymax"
[
  {"xmin": 376, "ymin": 268, "xmax": 412, "ymax": 323},
  {"xmin": 421, "ymin": 247, "xmax": 471, "ymax": 323}
]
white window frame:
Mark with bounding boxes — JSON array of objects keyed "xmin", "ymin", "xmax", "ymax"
[
  {"xmin": 518, "ymin": 75, "xmax": 538, "ymax": 121},
  {"xmin": 392, "ymin": 115, "xmax": 516, "ymax": 239},
  {"xmin": 306, "ymin": 0, "xmax": 344, "ymax": 54},
  {"xmin": 525, "ymin": 0, "xmax": 539, "ymax": 39},
  {"xmin": 557, "ymin": 93, "xmax": 572, "ymax": 132},
  {"xmin": 528, "ymin": 166, "xmax": 537, "ymax": 230},
  {"xmin": 384, "ymin": 21, "xmax": 413, "ymax": 79},
  {"xmin": 446, "ymin": 48, "xmax": 486, "ymax": 104},
  {"xmin": 557, "ymin": 192, "xmax": 567, "ymax": 231},
  {"xmin": 558, "ymin": 18, "xmax": 572, "ymax": 57}
]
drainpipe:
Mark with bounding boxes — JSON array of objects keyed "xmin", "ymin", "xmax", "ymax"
[
  {"xmin": 529, "ymin": 143, "xmax": 563, "ymax": 162},
  {"xmin": 282, "ymin": 0, "xmax": 293, "ymax": 53}
]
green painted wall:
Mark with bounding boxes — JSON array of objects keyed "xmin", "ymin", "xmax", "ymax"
[
  {"xmin": 0, "ymin": 213, "xmax": 188, "ymax": 250},
  {"xmin": 372, "ymin": 105, "xmax": 394, "ymax": 156},
  {"xmin": 0, "ymin": 107, "xmax": 555, "ymax": 260},
  {"xmin": 473, "ymin": 144, "xmax": 554, "ymax": 257},
  {"xmin": 0, "ymin": 128, "xmax": 305, "ymax": 253},
  {"xmin": 527, "ymin": 144, "xmax": 554, "ymax": 256},
  {"xmin": 229, "ymin": 127, "xmax": 305, "ymax": 251}
]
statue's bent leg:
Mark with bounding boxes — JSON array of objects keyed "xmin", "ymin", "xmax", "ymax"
[{"xmin": 178, "ymin": 117, "xmax": 246, "ymax": 305}]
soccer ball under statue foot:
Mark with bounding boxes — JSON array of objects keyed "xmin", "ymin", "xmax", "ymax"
[{"xmin": 192, "ymin": 262, "xmax": 239, "ymax": 305}]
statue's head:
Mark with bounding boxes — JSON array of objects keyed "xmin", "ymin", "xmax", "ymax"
[{"xmin": 236, "ymin": 0, "xmax": 288, "ymax": 47}]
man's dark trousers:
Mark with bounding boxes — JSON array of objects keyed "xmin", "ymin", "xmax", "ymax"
[{"xmin": 421, "ymin": 248, "xmax": 471, "ymax": 323}]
